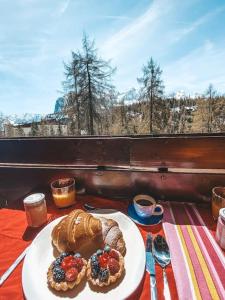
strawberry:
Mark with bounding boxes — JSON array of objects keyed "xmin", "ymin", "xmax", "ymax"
[
  {"xmin": 61, "ymin": 256, "xmax": 76, "ymax": 271},
  {"xmin": 108, "ymin": 258, "xmax": 120, "ymax": 275},
  {"xmin": 99, "ymin": 253, "xmax": 109, "ymax": 268},
  {"xmin": 65, "ymin": 267, "xmax": 78, "ymax": 282},
  {"xmin": 62, "ymin": 256, "xmax": 74, "ymax": 264},
  {"xmin": 108, "ymin": 249, "xmax": 119, "ymax": 261}
]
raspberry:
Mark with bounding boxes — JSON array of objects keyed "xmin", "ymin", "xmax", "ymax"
[
  {"xmin": 99, "ymin": 253, "xmax": 109, "ymax": 268},
  {"xmin": 109, "ymin": 249, "xmax": 119, "ymax": 261},
  {"xmin": 108, "ymin": 258, "xmax": 120, "ymax": 275},
  {"xmin": 62, "ymin": 255, "xmax": 74, "ymax": 264},
  {"xmin": 65, "ymin": 267, "xmax": 78, "ymax": 282},
  {"xmin": 74, "ymin": 257, "xmax": 84, "ymax": 272}
]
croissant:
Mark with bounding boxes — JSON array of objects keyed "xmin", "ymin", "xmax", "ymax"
[
  {"xmin": 99, "ymin": 217, "xmax": 126, "ymax": 256},
  {"xmin": 52, "ymin": 209, "xmax": 102, "ymax": 254},
  {"xmin": 52, "ymin": 210, "xmax": 126, "ymax": 257}
]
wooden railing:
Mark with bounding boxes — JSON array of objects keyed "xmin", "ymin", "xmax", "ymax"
[{"xmin": 0, "ymin": 133, "xmax": 224, "ymax": 206}]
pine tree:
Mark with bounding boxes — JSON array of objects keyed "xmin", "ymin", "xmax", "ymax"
[
  {"xmin": 63, "ymin": 52, "xmax": 82, "ymax": 134},
  {"xmin": 137, "ymin": 57, "xmax": 164, "ymax": 133},
  {"xmin": 63, "ymin": 33, "xmax": 116, "ymax": 135},
  {"xmin": 205, "ymin": 84, "xmax": 217, "ymax": 133}
]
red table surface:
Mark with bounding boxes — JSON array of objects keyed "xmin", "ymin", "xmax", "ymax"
[{"xmin": 0, "ymin": 196, "xmax": 178, "ymax": 300}]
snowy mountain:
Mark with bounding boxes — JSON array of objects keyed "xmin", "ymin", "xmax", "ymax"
[
  {"xmin": 118, "ymin": 88, "xmax": 139, "ymax": 104},
  {"xmin": 7, "ymin": 113, "xmax": 44, "ymax": 125},
  {"xmin": 54, "ymin": 97, "xmax": 65, "ymax": 113}
]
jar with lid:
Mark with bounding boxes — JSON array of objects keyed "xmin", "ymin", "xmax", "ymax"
[
  {"xmin": 23, "ymin": 193, "xmax": 47, "ymax": 227},
  {"xmin": 215, "ymin": 208, "xmax": 225, "ymax": 250}
]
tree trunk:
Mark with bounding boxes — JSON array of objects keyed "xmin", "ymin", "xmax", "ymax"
[
  {"xmin": 86, "ymin": 63, "xmax": 94, "ymax": 135},
  {"xmin": 74, "ymin": 76, "xmax": 81, "ymax": 135},
  {"xmin": 150, "ymin": 89, "xmax": 153, "ymax": 133}
]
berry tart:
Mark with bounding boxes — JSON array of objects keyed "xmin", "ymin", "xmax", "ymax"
[
  {"xmin": 47, "ymin": 252, "xmax": 87, "ymax": 291},
  {"xmin": 87, "ymin": 245, "xmax": 125, "ymax": 287}
]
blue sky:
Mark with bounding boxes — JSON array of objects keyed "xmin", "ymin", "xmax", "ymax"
[{"xmin": 1, "ymin": 0, "xmax": 225, "ymax": 115}]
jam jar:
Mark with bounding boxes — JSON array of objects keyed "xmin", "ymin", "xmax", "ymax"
[
  {"xmin": 215, "ymin": 208, "xmax": 225, "ymax": 250},
  {"xmin": 23, "ymin": 193, "xmax": 47, "ymax": 227}
]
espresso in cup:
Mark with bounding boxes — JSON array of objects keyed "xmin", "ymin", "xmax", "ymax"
[{"xmin": 133, "ymin": 194, "xmax": 163, "ymax": 218}]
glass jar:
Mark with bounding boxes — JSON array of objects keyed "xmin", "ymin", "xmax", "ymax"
[
  {"xmin": 211, "ymin": 187, "xmax": 225, "ymax": 220},
  {"xmin": 216, "ymin": 208, "xmax": 225, "ymax": 250},
  {"xmin": 51, "ymin": 178, "xmax": 76, "ymax": 208},
  {"xmin": 23, "ymin": 193, "xmax": 47, "ymax": 227}
]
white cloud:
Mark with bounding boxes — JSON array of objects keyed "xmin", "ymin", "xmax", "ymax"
[
  {"xmin": 100, "ymin": 15, "xmax": 131, "ymax": 21},
  {"xmin": 101, "ymin": 0, "xmax": 172, "ymax": 59},
  {"xmin": 55, "ymin": 0, "xmax": 71, "ymax": 16},
  {"xmin": 170, "ymin": 5, "xmax": 225, "ymax": 44},
  {"xmin": 164, "ymin": 40, "xmax": 225, "ymax": 93}
]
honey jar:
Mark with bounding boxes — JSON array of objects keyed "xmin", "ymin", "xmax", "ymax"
[{"xmin": 23, "ymin": 193, "xmax": 47, "ymax": 227}]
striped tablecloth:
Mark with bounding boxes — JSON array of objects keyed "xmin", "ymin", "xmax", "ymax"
[
  {"xmin": 1, "ymin": 197, "xmax": 224, "ymax": 300},
  {"xmin": 163, "ymin": 202, "xmax": 225, "ymax": 300}
]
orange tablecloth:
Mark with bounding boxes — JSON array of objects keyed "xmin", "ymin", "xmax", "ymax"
[{"xmin": 0, "ymin": 196, "xmax": 178, "ymax": 300}]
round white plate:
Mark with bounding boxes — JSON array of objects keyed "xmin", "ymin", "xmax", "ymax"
[{"xmin": 22, "ymin": 210, "xmax": 145, "ymax": 300}]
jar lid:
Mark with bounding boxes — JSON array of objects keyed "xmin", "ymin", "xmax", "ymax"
[
  {"xmin": 23, "ymin": 193, "xmax": 45, "ymax": 206},
  {"xmin": 219, "ymin": 208, "xmax": 225, "ymax": 221}
]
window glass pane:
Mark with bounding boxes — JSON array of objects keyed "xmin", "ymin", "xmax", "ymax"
[{"xmin": 1, "ymin": 1, "xmax": 224, "ymax": 137}]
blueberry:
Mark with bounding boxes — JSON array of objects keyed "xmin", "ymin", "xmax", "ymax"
[
  {"xmin": 53, "ymin": 267, "xmax": 65, "ymax": 282},
  {"xmin": 96, "ymin": 249, "xmax": 103, "ymax": 256},
  {"xmin": 60, "ymin": 252, "xmax": 71, "ymax": 259},
  {"xmin": 91, "ymin": 254, "xmax": 98, "ymax": 262},
  {"xmin": 104, "ymin": 245, "xmax": 111, "ymax": 253},
  {"xmin": 99, "ymin": 268, "xmax": 109, "ymax": 282},
  {"xmin": 53, "ymin": 257, "xmax": 62, "ymax": 268},
  {"xmin": 74, "ymin": 253, "xmax": 81, "ymax": 258}
]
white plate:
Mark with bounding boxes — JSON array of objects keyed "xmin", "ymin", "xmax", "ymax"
[{"xmin": 22, "ymin": 210, "xmax": 146, "ymax": 300}]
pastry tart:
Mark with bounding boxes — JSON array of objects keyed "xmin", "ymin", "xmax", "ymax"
[
  {"xmin": 87, "ymin": 246, "xmax": 125, "ymax": 287},
  {"xmin": 47, "ymin": 252, "xmax": 87, "ymax": 291}
]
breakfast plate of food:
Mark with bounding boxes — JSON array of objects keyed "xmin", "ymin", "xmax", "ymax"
[{"xmin": 22, "ymin": 209, "xmax": 145, "ymax": 300}]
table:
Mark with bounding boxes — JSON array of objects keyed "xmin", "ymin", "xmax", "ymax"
[{"xmin": 0, "ymin": 196, "xmax": 224, "ymax": 300}]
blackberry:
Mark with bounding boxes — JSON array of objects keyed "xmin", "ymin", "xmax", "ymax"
[
  {"xmin": 91, "ymin": 260, "xmax": 100, "ymax": 271},
  {"xmin": 53, "ymin": 267, "xmax": 65, "ymax": 282},
  {"xmin": 74, "ymin": 252, "xmax": 81, "ymax": 258},
  {"xmin": 96, "ymin": 249, "xmax": 103, "ymax": 256},
  {"xmin": 104, "ymin": 245, "xmax": 111, "ymax": 253},
  {"xmin": 52, "ymin": 257, "xmax": 62, "ymax": 268},
  {"xmin": 91, "ymin": 268, "xmax": 99, "ymax": 279},
  {"xmin": 98, "ymin": 268, "xmax": 109, "ymax": 282}
]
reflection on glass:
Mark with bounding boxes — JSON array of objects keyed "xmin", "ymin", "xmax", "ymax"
[{"xmin": 212, "ymin": 187, "xmax": 225, "ymax": 220}]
